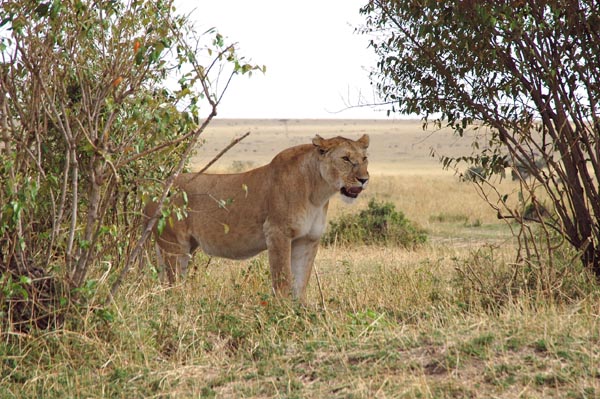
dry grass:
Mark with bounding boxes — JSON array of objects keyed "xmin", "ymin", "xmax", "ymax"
[
  {"xmin": 5, "ymin": 242, "xmax": 598, "ymax": 398},
  {"xmin": 2, "ymin": 120, "xmax": 599, "ymax": 398}
]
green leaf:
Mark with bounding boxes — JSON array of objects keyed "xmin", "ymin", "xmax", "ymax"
[
  {"xmin": 34, "ymin": 2, "xmax": 51, "ymax": 17},
  {"xmin": 19, "ymin": 276, "xmax": 32, "ymax": 285},
  {"xmin": 157, "ymin": 217, "xmax": 166, "ymax": 235},
  {"xmin": 214, "ymin": 33, "xmax": 224, "ymax": 47},
  {"xmin": 135, "ymin": 47, "xmax": 145, "ymax": 65}
]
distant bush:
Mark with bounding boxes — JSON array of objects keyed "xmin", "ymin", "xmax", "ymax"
[
  {"xmin": 230, "ymin": 160, "xmax": 256, "ymax": 172},
  {"xmin": 429, "ymin": 212, "xmax": 482, "ymax": 227},
  {"xmin": 461, "ymin": 166, "xmax": 487, "ymax": 182},
  {"xmin": 511, "ymin": 157, "xmax": 547, "ymax": 181},
  {"xmin": 322, "ymin": 199, "xmax": 427, "ymax": 247}
]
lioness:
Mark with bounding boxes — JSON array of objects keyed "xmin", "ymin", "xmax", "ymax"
[{"xmin": 144, "ymin": 134, "xmax": 369, "ymax": 302}]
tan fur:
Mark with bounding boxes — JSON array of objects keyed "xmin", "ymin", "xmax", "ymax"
[{"xmin": 144, "ymin": 134, "xmax": 369, "ymax": 302}]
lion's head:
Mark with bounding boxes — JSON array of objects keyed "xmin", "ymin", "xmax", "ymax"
[{"xmin": 312, "ymin": 134, "xmax": 370, "ymax": 203}]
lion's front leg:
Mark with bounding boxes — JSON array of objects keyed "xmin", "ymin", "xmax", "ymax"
[
  {"xmin": 155, "ymin": 241, "xmax": 191, "ymax": 285},
  {"xmin": 152, "ymin": 223, "xmax": 193, "ymax": 285},
  {"xmin": 265, "ymin": 228, "xmax": 293, "ymax": 298},
  {"xmin": 291, "ymin": 237, "xmax": 319, "ymax": 303}
]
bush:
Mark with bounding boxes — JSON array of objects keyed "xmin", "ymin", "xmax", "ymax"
[
  {"xmin": 322, "ymin": 199, "xmax": 427, "ymax": 247},
  {"xmin": 0, "ymin": 0, "xmax": 261, "ymax": 331}
]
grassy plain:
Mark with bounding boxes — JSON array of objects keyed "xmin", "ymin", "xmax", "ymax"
[{"xmin": 2, "ymin": 119, "xmax": 599, "ymax": 398}]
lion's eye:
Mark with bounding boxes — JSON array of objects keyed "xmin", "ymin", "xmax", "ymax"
[{"xmin": 342, "ymin": 156, "xmax": 352, "ymax": 163}]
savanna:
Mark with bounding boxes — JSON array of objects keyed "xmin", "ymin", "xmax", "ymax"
[
  {"xmin": 3, "ymin": 119, "xmax": 599, "ymax": 398},
  {"xmin": 2, "ymin": 1, "xmax": 600, "ymax": 397}
]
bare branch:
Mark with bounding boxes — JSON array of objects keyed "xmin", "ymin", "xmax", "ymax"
[{"xmin": 196, "ymin": 131, "xmax": 251, "ymax": 174}]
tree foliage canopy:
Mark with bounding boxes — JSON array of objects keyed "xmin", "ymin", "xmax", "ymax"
[{"xmin": 361, "ymin": 0, "xmax": 600, "ymax": 276}]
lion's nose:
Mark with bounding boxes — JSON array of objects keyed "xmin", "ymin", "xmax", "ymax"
[{"xmin": 357, "ymin": 177, "xmax": 369, "ymax": 186}]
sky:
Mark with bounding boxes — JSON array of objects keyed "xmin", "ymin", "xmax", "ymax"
[{"xmin": 176, "ymin": 0, "xmax": 388, "ymax": 119}]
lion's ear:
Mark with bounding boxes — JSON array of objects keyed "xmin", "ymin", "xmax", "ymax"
[
  {"xmin": 357, "ymin": 134, "xmax": 370, "ymax": 149},
  {"xmin": 312, "ymin": 135, "xmax": 329, "ymax": 154},
  {"xmin": 312, "ymin": 135, "xmax": 324, "ymax": 147}
]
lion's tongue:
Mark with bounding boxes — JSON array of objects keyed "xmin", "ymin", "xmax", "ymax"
[{"xmin": 342, "ymin": 187, "xmax": 362, "ymax": 197}]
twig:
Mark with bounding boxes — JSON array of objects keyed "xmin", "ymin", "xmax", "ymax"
[
  {"xmin": 495, "ymin": 212, "xmax": 565, "ymax": 240},
  {"xmin": 313, "ymin": 261, "xmax": 327, "ymax": 313},
  {"xmin": 196, "ymin": 131, "xmax": 251, "ymax": 174},
  {"xmin": 115, "ymin": 128, "xmax": 199, "ymax": 170}
]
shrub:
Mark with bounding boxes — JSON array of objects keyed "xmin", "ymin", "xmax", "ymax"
[
  {"xmin": 453, "ymin": 238, "xmax": 598, "ymax": 311},
  {"xmin": 322, "ymin": 199, "xmax": 427, "ymax": 247},
  {"xmin": 0, "ymin": 0, "xmax": 261, "ymax": 331}
]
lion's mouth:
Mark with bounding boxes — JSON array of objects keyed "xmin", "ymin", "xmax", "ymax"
[{"xmin": 341, "ymin": 186, "xmax": 363, "ymax": 198}]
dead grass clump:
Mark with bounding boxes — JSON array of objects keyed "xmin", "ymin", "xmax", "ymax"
[{"xmin": 452, "ymin": 243, "xmax": 598, "ymax": 311}]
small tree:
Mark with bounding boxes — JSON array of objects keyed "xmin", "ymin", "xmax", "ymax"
[
  {"xmin": 361, "ymin": 0, "xmax": 600, "ymax": 278},
  {"xmin": 0, "ymin": 0, "xmax": 261, "ymax": 329}
]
